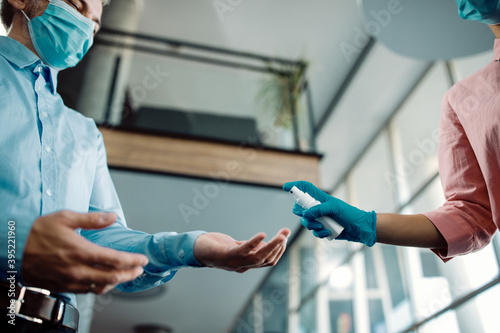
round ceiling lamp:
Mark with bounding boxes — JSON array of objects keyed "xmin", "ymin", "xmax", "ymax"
[{"xmin": 357, "ymin": 0, "xmax": 494, "ymax": 60}]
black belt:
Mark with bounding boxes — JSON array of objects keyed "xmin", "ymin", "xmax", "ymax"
[{"xmin": 0, "ymin": 282, "xmax": 79, "ymax": 331}]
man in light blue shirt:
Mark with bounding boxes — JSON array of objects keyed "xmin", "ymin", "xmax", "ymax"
[{"xmin": 0, "ymin": 0, "xmax": 290, "ymax": 331}]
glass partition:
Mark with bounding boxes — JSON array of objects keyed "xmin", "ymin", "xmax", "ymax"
[{"xmin": 58, "ymin": 29, "xmax": 315, "ymax": 152}]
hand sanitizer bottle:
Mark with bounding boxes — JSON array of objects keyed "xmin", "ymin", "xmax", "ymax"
[{"xmin": 289, "ymin": 186, "xmax": 344, "ymax": 240}]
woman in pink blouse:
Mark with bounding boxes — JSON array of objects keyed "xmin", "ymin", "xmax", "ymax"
[{"xmin": 285, "ymin": 1, "xmax": 500, "ymax": 262}]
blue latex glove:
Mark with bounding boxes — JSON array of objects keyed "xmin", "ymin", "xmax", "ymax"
[
  {"xmin": 456, "ymin": 0, "xmax": 500, "ymax": 25},
  {"xmin": 283, "ymin": 181, "xmax": 377, "ymax": 247}
]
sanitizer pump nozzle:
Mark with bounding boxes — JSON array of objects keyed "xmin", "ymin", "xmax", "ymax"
[{"xmin": 289, "ymin": 186, "xmax": 344, "ymax": 240}]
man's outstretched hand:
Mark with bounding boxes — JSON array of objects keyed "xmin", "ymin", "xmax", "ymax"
[
  {"xmin": 22, "ymin": 211, "xmax": 149, "ymax": 295},
  {"xmin": 193, "ymin": 229, "xmax": 291, "ymax": 273}
]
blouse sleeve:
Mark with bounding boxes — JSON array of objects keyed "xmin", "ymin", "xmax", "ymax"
[{"xmin": 423, "ymin": 93, "xmax": 496, "ymax": 262}]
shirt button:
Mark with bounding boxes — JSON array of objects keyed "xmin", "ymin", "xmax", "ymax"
[
  {"xmin": 178, "ymin": 250, "xmax": 185, "ymax": 258},
  {"xmin": 46, "ymin": 189, "xmax": 53, "ymax": 197},
  {"xmin": 35, "ymin": 66, "xmax": 42, "ymax": 73},
  {"xmin": 45, "ymin": 146, "xmax": 51, "ymax": 153},
  {"xmin": 42, "ymin": 112, "xmax": 48, "ymax": 118}
]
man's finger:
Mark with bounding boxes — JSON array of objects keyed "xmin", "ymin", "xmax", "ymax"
[
  {"xmin": 238, "ymin": 233, "xmax": 266, "ymax": 254},
  {"xmin": 254, "ymin": 233, "xmax": 286, "ymax": 255},
  {"xmin": 82, "ymin": 241, "xmax": 149, "ymax": 269},
  {"xmin": 63, "ymin": 282, "xmax": 117, "ymax": 295},
  {"xmin": 78, "ymin": 265, "xmax": 144, "ymax": 286},
  {"xmin": 239, "ymin": 238, "xmax": 286, "ymax": 269},
  {"xmin": 247, "ymin": 235, "xmax": 285, "ymax": 265},
  {"xmin": 63, "ymin": 211, "xmax": 117, "ymax": 230},
  {"xmin": 262, "ymin": 231, "xmax": 289, "ymax": 265},
  {"xmin": 278, "ymin": 228, "xmax": 291, "ymax": 238},
  {"xmin": 259, "ymin": 241, "xmax": 284, "ymax": 266},
  {"xmin": 268, "ymin": 243, "xmax": 287, "ymax": 266},
  {"xmin": 259, "ymin": 231, "xmax": 288, "ymax": 260},
  {"xmin": 58, "ymin": 264, "xmax": 143, "ymax": 294}
]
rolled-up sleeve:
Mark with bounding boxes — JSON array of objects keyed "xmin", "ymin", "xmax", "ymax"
[
  {"xmin": 80, "ymin": 130, "xmax": 206, "ymax": 292},
  {"xmin": 423, "ymin": 94, "xmax": 497, "ymax": 262}
]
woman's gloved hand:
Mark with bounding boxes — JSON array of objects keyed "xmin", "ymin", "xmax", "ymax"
[{"xmin": 283, "ymin": 181, "xmax": 377, "ymax": 247}]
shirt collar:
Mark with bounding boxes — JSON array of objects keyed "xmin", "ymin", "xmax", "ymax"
[
  {"xmin": 494, "ymin": 39, "xmax": 500, "ymax": 62},
  {"xmin": 0, "ymin": 36, "xmax": 58, "ymax": 94}
]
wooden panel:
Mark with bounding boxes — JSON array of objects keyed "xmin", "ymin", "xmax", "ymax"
[{"xmin": 100, "ymin": 128, "xmax": 321, "ymax": 187}]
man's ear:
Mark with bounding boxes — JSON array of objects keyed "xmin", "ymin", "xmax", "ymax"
[{"xmin": 8, "ymin": 0, "xmax": 30, "ymax": 11}]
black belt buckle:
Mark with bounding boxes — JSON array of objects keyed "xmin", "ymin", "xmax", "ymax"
[
  {"xmin": 15, "ymin": 285, "xmax": 50, "ymax": 324},
  {"xmin": 15, "ymin": 285, "xmax": 65, "ymax": 327},
  {"xmin": 6, "ymin": 283, "xmax": 78, "ymax": 331}
]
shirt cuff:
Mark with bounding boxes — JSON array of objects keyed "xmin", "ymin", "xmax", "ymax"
[
  {"xmin": 161, "ymin": 230, "xmax": 207, "ymax": 269},
  {"xmin": 423, "ymin": 206, "xmax": 481, "ymax": 262}
]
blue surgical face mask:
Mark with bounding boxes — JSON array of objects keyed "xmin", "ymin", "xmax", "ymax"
[
  {"xmin": 22, "ymin": 0, "xmax": 96, "ymax": 70},
  {"xmin": 456, "ymin": 0, "xmax": 500, "ymax": 25}
]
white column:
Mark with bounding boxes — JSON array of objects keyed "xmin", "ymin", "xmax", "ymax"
[
  {"xmin": 353, "ymin": 252, "xmax": 370, "ymax": 333},
  {"xmin": 288, "ymin": 245, "xmax": 301, "ymax": 333},
  {"xmin": 316, "ymin": 239, "xmax": 332, "ymax": 333}
]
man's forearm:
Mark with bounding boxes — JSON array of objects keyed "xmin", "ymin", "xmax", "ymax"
[{"xmin": 376, "ymin": 213, "xmax": 447, "ymax": 249}]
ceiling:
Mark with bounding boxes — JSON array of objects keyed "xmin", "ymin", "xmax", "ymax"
[{"xmin": 359, "ymin": 0, "xmax": 493, "ymax": 60}]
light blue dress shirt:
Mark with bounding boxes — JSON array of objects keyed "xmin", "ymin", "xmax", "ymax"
[{"xmin": 0, "ymin": 36, "xmax": 205, "ymax": 307}]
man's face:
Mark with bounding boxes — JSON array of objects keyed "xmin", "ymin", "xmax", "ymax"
[{"xmin": 26, "ymin": 0, "xmax": 103, "ymax": 35}]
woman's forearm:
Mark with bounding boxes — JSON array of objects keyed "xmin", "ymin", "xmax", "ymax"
[{"xmin": 376, "ymin": 213, "xmax": 447, "ymax": 249}]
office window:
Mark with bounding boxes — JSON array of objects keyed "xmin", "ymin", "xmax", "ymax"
[
  {"xmin": 332, "ymin": 182, "xmax": 348, "ymax": 202},
  {"xmin": 299, "ymin": 297, "xmax": 317, "ymax": 333},
  {"xmin": 325, "ymin": 243, "xmax": 356, "ymax": 333},
  {"xmin": 402, "ymin": 176, "xmax": 500, "ymax": 332},
  {"xmin": 470, "ymin": 284, "xmax": 500, "ymax": 333},
  {"xmin": 402, "ymin": 175, "xmax": 444, "ymax": 214},
  {"xmin": 350, "ymin": 132, "xmax": 396, "ymax": 213},
  {"xmin": 261, "ymin": 252, "xmax": 290, "ymax": 333},
  {"xmin": 329, "ymin": 299, "xmax": 355, "ymax": 333},
  {"xmin": 296, "ymin": 232, "xmax": 318, "ymax": 301},
  {"xmin": 407, "ymin": 177, "xmax": 499, "ymax": 298},
  {"xmin": 419, "ymin": 311, "xmax": 460, "ymax": 333},
  {"xmin": 381, "ymin": 245, "xmax": 413, "ymax": 331},
  {"xmin": 389, "ymin": 63, "xmax": 449, "ymax": 204},
  {"xmin": 450, "ymin": 49, "xmax": 494, "ymax": 82},
  {"xmin": 232, "ymin": 302, "xmax": 255, "ymax": 333},
  {"xmin": 368, "ymin": 299, "xmax": 386, "ymax": 333}
]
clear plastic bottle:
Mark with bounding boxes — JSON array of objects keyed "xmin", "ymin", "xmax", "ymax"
[{"xmin": 289, "ymin": 186, "xmax": 344, "ymax": 240}]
